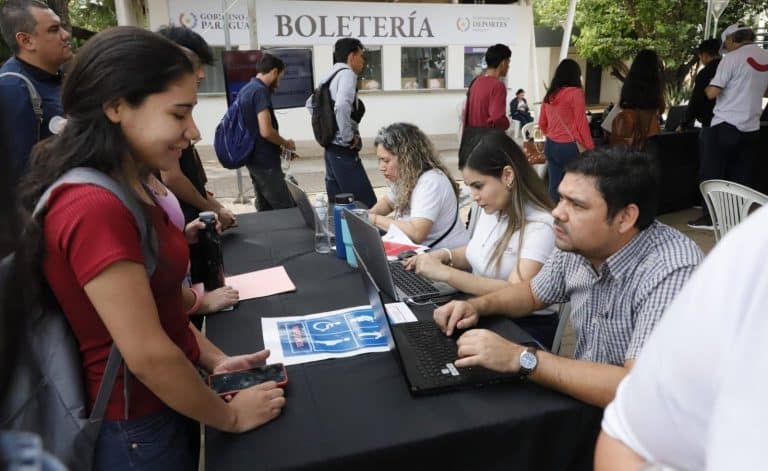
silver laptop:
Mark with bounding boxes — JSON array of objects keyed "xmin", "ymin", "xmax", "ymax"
[
  {"xmin": 344, "ymin": 208, "xmax": 458, "ymax": 303},
  {"xmin": 286, "ymin": 179, "xmax": 335, "ymax": 236}
]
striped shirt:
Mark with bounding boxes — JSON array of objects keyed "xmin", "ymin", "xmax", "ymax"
[{"xmin": 531, "ymin": 221, "xmax": 703, "ymax": 365}]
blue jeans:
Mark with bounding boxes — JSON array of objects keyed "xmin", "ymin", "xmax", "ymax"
[
  {"xmin": 324, "ymin": 145, "xmax": 377, "ymax": 208},
  {"xmin": 94, "ymin": 408, "xmax": 198, "ymax": 471},
  {"xmin": 544, "ymin": 139, "xmax": 580, "ymax": 202}
]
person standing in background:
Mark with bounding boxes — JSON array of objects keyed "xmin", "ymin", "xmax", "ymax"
[
  {"xmin": 308, "ymin": 38, "xmax": 377, "ymax": 208},
  {"xmin": 466, "ymin": 44, "xmax": 511, "ymax": 131},
  {"xmin": 539, "ymin": 59, "xmax": 594, "ymax": 202},
  {"xmin": 0, "ymin": 0, "xmax": 71, "ymax": 188},
  {"xmin": 156, "ymin": 25, "xmax": 237, "ymax": 229}
]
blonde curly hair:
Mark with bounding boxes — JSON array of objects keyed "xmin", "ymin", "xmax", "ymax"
[{"xmin": 374, "ymin": 123, "xmax": 459, "ymax": 215}]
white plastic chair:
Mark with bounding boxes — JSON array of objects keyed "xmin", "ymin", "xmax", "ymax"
[
  {"xmin": 700, "ymin": 179, "xmax": 768, "ymax": 242},
  {"xmin": 550, "ymin": 302, "xmax": 572, "ymax": 356},
  {"xmin": 520, "ymin": 122, "xmax": 538, "ymax": 141}
]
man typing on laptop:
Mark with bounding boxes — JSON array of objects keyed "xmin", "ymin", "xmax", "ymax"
[{"xmin": 433, "ymin": 149, "xmax": 702, "ymax": 407}]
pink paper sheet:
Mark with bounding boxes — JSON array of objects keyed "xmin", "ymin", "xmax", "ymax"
[{"xmin": 194, "ymin": 266, "xmax": 296, "ymax": 301}]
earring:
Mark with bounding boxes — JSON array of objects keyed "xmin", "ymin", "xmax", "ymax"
[{"xmin": 506, "ymin": 182, "xmax": 513, "ymax": 191}]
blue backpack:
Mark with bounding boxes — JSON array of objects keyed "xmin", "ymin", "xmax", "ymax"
[{"xmin": 214, "ymin": 86, "xmax": 257, "ymax": 169}]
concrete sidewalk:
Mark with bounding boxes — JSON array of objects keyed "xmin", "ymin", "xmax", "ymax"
[{"xmin": 195, "ymin": 133, "xmax": 461, "ymax": 198}]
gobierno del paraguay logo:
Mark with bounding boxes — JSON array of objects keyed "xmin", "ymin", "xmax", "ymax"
[
  {"xmin": 178, "ymin": 12, "xmax": 198, "ymax": 29},
  {"xmin": 456, "ymin": 17, "xmax": 470, "ymax": 32}
]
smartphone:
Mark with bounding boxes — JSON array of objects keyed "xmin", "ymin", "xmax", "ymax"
[{"xmin": 208, "ymin": 364, "xmax": 288, "ymax": 399}]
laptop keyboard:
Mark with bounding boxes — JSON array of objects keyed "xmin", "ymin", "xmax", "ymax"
[
  {"xmin": 398, "ymin": 322, "xmax": 493, "ymax": 386},
  {"xmin": 389, "ymin": 262, "xmax": 440, "ymax": 298}
]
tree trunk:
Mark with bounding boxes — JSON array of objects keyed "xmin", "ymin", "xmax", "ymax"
[{"xmin": 46, "ymin": 0, "xmax": 70, "ymax": 30}]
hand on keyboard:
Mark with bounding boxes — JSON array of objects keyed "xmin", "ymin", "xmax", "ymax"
[
  {"xmin": 454, "ymin": 329, "xmax": 522, "ymax": 373},
  {"xmin": 433, "ymin": 300, "xmax": 478, "ymax": 336}
]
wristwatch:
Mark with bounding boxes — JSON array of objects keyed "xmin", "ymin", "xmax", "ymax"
[{"xmin": 518, "ymin": 347, "xmax": 538, "ymax": 378}]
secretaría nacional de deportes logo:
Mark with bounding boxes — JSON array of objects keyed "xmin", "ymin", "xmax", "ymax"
[
  {"xmin": 456, "ymin": 17, "xmax": 470, "ymax": 32},
  {"xmin": 178, "ymin": 12, "xmax": 198, "ymax": 29}
]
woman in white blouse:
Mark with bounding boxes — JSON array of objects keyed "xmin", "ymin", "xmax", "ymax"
[
  {"xmin": 368, "ymin": 123, "xmax": 469, "ymax": 250},
  {"xmin": 405, "ymin": 130, "xmax": 554, "ymax": 296}
]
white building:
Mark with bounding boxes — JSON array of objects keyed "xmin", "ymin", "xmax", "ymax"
[{"xmin": 116, "ymin": 0, "xmax": 622, "ymax": 145}]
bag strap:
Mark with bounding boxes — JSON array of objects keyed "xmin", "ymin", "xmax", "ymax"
[
  {"xmin": 0, "ymin": 72, "xmax": 43, "ymax": 140},
  {"xmin": 463, "ymin": 76, "xmax": 479, "ymax": 127},
  {"xmin": 427, "ymin": 200, "xmax": 460, "ymax": 249},
  {"xmin": 33, "ymin": 167, "xmax": 159, "ymax": 421},
  {"xmin": 322, "ymin": 68, "xmax": 346, "ymax": 91}
]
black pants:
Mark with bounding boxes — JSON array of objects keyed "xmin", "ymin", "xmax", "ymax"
[
  {"xmin": 699, "ymin": 122, "xmax": 759, "ymax": 216},
  {"xmin": 245, "ymin": 164, "xmax": 296, "ymax": 212}
]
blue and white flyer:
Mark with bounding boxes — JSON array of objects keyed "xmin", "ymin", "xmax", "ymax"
[{"xmin": 261, "ymin": 305, "xmax": 394, "ymax": 366}]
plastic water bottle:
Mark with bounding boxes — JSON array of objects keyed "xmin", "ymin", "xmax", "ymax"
[
  {"xmin": 313, "ymin": 194, "xmax": 331, "ymax": 254},
  {"xmin": 333, "ymin": 193, "xmax": 356, "ymax": 259}
]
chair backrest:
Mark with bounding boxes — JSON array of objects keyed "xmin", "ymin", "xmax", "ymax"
[
  {"xmin": 700, "ymin": 179, "xmax": 768, "ymax": 242},
  {"xmin": 520, "ymin": 122, "xmax": 539, "ymax": 141},
  {"xmin": 551, "ymin": 302, "xmax": 572, "ymax": 356}
]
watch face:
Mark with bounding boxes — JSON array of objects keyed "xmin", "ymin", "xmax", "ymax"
[{"xmin": 520, "ymin": 351, "xmax": 537, "ymax": 370}]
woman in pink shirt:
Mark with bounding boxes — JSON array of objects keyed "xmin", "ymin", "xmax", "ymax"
[{"xmin": 539, "ymin": 59, "xmax": 595, "ymax": 200}]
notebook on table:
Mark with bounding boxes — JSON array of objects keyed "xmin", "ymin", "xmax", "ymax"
[
  {"xmin": 356, "ymin": 249, "xmax": 523, "ymax": 395},
  {"xmin": 344, "ymin": 208, "xmax": 457, "ymax": 303}
]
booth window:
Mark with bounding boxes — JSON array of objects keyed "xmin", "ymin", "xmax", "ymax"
[
  {"xmin": 464, "ymin": 47, "xmax": 487, "ymax": 88},
  {"xmin": 401, "ymin": 47, "xmax": 446, "ymax": 90},
  {"xmin": 199, "ymin": 47, "xmax": 227, "ymax": 95},
  {"xmin": 359, "ymin": 46, "xmax": 382, "ymax": 91}
]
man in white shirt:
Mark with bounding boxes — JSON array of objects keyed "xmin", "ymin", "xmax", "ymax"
[
  {"xmin": 595, "ymin": 204, "xmax": 768, "ymax": 470},
  {"xmin": 689, "ymin": 24, "xmax": 768, "ymax": 230}
]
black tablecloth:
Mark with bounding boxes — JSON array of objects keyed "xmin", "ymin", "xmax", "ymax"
[{"xmin": 205, "ymin": 209, "xmax": 602, "ymax": 470}]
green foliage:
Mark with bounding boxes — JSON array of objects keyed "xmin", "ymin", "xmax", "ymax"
[
  {"xmin": 0, "ymin": 0, "xmax": 117, "ymax": 59},
  {"xmin": 534, "ymin": 0, "xmax": 765, "ymax": 101},
  {"xmin": 68, "ymin": 0, "xmax": 117, "ymax": 35}
]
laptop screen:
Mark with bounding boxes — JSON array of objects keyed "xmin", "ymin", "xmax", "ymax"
[{"xmin": 344, "ymin": 209, "xmax": 400, "ymax": 301}]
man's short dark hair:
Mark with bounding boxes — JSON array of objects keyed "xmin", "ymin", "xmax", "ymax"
[
  {"xmin": 256, "ymin": 53, "xmax": 285, "ymax": 75},
  {"xmin": 696, "ymin": 38, "xmax": 721, "ymax": 57},
  {"xmin": 732, "ymin": 28, "xmax": 756, "ymax": 44},
  {"xmin": 0, "ymin": 0, "xmax": 51, "ymax": 54},
  {"xmin": 485, "ymin": 44, "xmax": 511, "ymax": 69},
  {"xmin": 333, "ymin": 38, "xmax": 363, "ymax": 64},
  {"xmin": 156, "ymin": 25, "xmax": 214, "ymax": 66},
  {"xmin": 565, "ymin": 147, "xmax": 659, "ymax": 230}
]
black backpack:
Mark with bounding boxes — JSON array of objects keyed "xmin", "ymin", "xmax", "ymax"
[{"xmin": 310, "ymin": 68, "xmax": 344, "ymax": 147}]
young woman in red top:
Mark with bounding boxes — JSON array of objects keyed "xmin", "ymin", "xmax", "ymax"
[
  {"xmin": 539, "ymin": 59, "xmax": 595, "ymax": 201},
  {"xmin": 13, "ymin": 27, "xmax": 285, "ymax": 470}
]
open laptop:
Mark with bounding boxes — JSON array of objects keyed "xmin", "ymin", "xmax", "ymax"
[
  {"xmin": 345, "ymin": 208, "xmax": 458, "ymax": 303},
  {"xmin": 286, "ymin": 179, "xmax": 334, "ymax": 236},
  {"xmin": 663, "ymin": 105, "xmax": 687, "ymax": 132},
  {"xmin": 356, "ymin": 248, "xmax": 522, "ymax": 395}
]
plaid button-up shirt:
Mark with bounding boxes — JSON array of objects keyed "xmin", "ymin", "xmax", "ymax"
[{"xmin": 531, "ymin": 221, "xmax": 703, "ymax": 365}]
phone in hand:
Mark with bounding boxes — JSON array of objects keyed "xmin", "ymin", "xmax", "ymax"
[{"xmin": 208, "ymin": 364, "xmax": 288, "ymax": 400}]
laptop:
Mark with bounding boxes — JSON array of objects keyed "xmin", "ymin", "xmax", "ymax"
[
  {"xmin": 286, "ymin": 179, "xmax": 335, "ymax": 236},
  {"xmin": 356, "ymin": 249, "xmax": 523, "ymax": 395},
  {"xmin": 344, "ymin": 208, "xmax": 458, "ymax": 303},
  {"xmin": 663, "ymin": 105, "xmax": 687, "ymax": 132}
]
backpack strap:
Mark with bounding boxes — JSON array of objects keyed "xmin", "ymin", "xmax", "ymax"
[
  {"xmin": 33, "ymin": 167, "xmax": 159, "ymax": 422},
  {"xmin": 0, "ymin": 72, "xmax": 43, "ymax": 140},
  {"xmin": 34, "ymin": 167, "xmax": 158, "ymax": 277},
  {"xmin": 427, "ymin": 202, "xmax": 460, "ymax": 249}
]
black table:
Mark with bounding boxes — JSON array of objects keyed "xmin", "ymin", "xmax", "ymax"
[{"xmin": 205, "ymin": 209, "xmax": 602, "ymax": 470}]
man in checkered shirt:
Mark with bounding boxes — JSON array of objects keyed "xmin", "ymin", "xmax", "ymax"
[{"xmin": 433, "ymin": 148, "xmax": 703, "ymax": 407}]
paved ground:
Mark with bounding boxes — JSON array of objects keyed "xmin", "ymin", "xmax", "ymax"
[{"xmin": 198, "ymin": 134, "xmax": 716, "ymax": 358}]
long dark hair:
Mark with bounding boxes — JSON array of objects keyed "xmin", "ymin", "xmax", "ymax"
[
  {"xmin": 461, "ymin": 129, "xmax": 553, "ymax": 276},
  {"xmin": 619, "ymin": 49, "xmax": 665, "ymax": 113},
  {"xmin": 544, "ymin": 59, "xmax": 582, "ymax": 104},
  {"xmin": 14, "ymin": 26, "xmax": 194, "ymax": 307}
]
